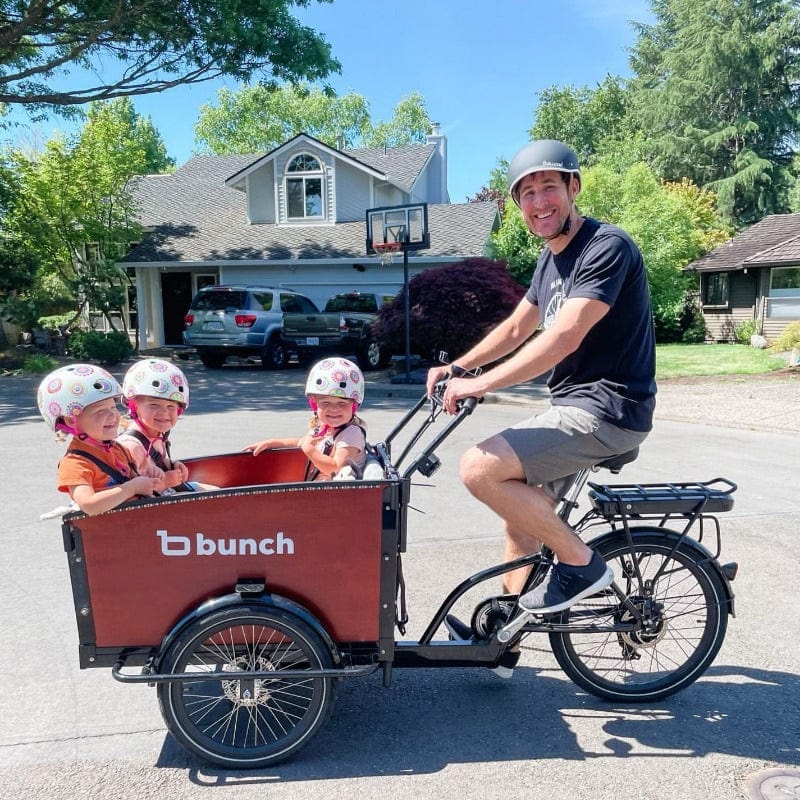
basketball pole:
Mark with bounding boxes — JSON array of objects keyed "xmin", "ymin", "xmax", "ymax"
[{"xmin": 402, "ymin": 245, "xmax": 411, "ymax": 383}]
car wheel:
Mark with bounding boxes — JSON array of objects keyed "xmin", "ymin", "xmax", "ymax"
[
  {"xmin": 198, "ymin": 350, "xmax": 225, "ymax": 369},
  {"xmin": 261, "ymin": 336, "xmax": 287, "ymax": 370},
  {"xmin": 360, "ymin": 339, "xmax": 387, "ymax": 371}
]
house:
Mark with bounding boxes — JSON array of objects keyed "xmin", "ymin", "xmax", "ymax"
[
  {"xmin": 685, "ymin": 213, "xmax": 800, "ymax": 342},
  {"xmin": 121, "ymin": 127, "xmax": 500, "ymax": 349}
]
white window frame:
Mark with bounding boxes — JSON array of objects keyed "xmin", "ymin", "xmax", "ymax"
[
  {"xmin": 766, "ymin": 266, "xmax": 800, "ymax": 319},
  {"xmin": 284, "ymin": 152, "xmax": 325, "ymax": 220}
]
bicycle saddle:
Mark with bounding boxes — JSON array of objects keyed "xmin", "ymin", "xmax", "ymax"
[{"xmin": 596, "ymin": 447, "xmax": 639, "ymax": 473}]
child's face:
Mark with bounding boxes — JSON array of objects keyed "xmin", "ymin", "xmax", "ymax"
[
  {"xmin": 312, "ymin": 395, "xmax": 355, "ymax": 428},
  {"xmin": 134, "ymin": 396, "xmax": 181, "ymax": 435},
  {"xmin": 70, "ymin": 397, "xmax": 121, "ymax": 441}
]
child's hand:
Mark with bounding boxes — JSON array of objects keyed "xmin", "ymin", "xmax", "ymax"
[
  {"xmin": 298, "ymin": 427, "xmax": 326, "ymax": 455},
  {"xmin": 244, "ymin": 439, "xmax": 272, "ymax": 456},
  {"xmin": 163, "ymin": 463, "xmax": 189, "ymax": 488},
  {"xmin": 130, "ymin": 475, "xmax": 160, "ymax": 497}
]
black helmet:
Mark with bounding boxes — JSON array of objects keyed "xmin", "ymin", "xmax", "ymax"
[{"xmin": 508, "ymin": 139, "xmax": 580, "ymax": 204}]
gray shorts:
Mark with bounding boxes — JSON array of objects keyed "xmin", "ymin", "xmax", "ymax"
[{"xmin": 500, "ymin": 406, "xmax": 649, "ymax": 501}]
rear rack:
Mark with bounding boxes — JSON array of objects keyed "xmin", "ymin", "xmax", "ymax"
[{"xmin": 588, "ymin": 478, "xmax": 737, "ymax": 516}]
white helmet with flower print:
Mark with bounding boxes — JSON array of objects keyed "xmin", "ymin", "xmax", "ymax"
[
  {"xmin": 37, "ymin": 364, "xmax": 122, "ymax": 431},
  {"xmin": 122, "ymin": 358, "xmax": 189, "ymax": 412},
  {"xmin": 305, "ymin": 357, "xmax": 364, "ymax": 406}
]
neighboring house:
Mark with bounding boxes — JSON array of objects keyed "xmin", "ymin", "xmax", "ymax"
[
  {"xmin": 120, "ymin": 127, "xmax": 500, "ymax": 349},
  {"xmin": 685, "ymin": 214, "xmax": 800, "ymax": 343}
]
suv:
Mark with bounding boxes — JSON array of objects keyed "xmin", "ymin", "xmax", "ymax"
[{"xmin": 183, "ymin": 285, "xmax": 319, "ymax": 369}]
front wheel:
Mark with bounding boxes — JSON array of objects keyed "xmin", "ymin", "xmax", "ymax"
[
  {"xmin": 549, "ymin": 531, "xmax": 729, "ymax": 702},
  {"xmin": 157, "ymin": 604, "xmax": 337, "ymax": 768}
]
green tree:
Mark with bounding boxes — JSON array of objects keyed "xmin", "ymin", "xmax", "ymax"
[
  {"xmin": 0, "ymin": 0, "xmax": 339, "ymax": 111},
  {"xmin": 195, "ymin": 84, "xmax": 431, "ymax": 153},
  {"xmin": 530, "ymin": 76, "xmax": 637, "ymax": 167},
  {"xmin": 4, "ymin": 98, "xmax": 173, "ymax": 338},
  {"xmin": 630, "ymin": 0, "xmax": 800, "ymax": 226}
]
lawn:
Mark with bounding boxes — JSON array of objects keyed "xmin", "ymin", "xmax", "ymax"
[{"xmin": 656, "ymin": 343, "xmax": 788, "ymax": 380}]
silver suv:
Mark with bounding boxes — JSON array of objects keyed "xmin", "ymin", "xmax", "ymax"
[{"xmin": 183, "ymin": 285, "xmax": 319, "ymax": 369}]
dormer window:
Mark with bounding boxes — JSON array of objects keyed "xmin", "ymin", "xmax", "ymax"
[{"xmin": 286, "ymin": 153, "xmax": 324, "ymax": 219}]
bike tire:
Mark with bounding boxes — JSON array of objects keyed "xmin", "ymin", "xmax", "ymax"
[
  {"xmin": 157, "ymin": 604, "xmax": 336, "ymax": 768},
  {"xmin": 549, "ymin": 529, "xmax": 729, "ymax": 702}
]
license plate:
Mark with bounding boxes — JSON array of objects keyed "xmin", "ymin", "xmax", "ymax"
[
  {"xmin": 305, "ymin": 337, "xmax": 319, "ymax": 345},
  {"xmin": 203, "ymin": 321, "xmax": 224, "ymax": 331}
]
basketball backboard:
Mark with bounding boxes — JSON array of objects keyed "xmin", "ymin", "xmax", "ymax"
[{"xmin": 365, "ymin": 203, "xmax": 430, "ymax": 255}]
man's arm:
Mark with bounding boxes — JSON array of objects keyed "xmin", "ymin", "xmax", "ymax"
[
  {"xmin": 426, "ymin": 298, "xmax": 541, "ymax": 395},
  {"xmin": 441, "ymin": 296, "xmax": 610, "ymax": 412}
]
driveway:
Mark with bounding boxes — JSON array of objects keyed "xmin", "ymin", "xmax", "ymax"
[{"xmin": 1, "ymin": 363, "xmax": 798, "ymax": 800}]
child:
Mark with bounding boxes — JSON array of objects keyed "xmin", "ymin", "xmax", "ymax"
[
  {"xmin": 244, "ymin": 357, "xmax": 368, "ymax": 481},
  {"xmin": 37, "ymin": 364, "xmax": 160, "ymax": 516},
  {"xmin": 117, "ymin": 358, "xmax": 212, "ymax": 493}
]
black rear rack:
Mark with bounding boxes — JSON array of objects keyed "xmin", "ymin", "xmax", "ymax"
[{"xmin": 588, "ymin": 478, "xmax": 737, "ymax": 516}]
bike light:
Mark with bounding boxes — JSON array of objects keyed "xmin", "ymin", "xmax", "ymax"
[
  {"xmin": 235, "ymin": 314, "xmax": 258, "ymax": 328},
  {"xmin": 183, "ymin": 313, "xmax": 194, "ymax": 327},
  {"xmin": 721, "ymin": 562, "xmax": 738, "ymax": 581}
]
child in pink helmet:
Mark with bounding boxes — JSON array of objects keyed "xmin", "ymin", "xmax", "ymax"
[
  {"xmin": 244, "ymin": 357, "xmax": 367, "ymax": 481},
  {"xmin": 117, "ymin": 358, "xmax": 215, "ymax": 492},
  {"xmin": 37, "ymin": 364, "xmax": 160, "ymax": 515}
]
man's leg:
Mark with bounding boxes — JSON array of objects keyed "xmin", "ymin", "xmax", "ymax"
[{"xmin": 459, "ymin": 435, "xmax": 594, "ymax": 595}]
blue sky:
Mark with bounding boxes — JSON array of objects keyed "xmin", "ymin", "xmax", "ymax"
[{"xmin": 8, "ymin": 0, "xmax": 652, "ymax": 202}]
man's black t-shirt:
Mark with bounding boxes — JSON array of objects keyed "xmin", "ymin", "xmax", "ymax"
[{"xmin": 526, "ymin": 217, "xmax": 656, "ymax": 432}]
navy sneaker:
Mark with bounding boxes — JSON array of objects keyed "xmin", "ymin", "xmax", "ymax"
[
  {"xmin": 490, "ymin": 648, "xmax": 520, "ymax": 680},
  {"xmin": 444, "ymin": 614, "xmax": 473, "ymax": 641},
  {"xmin": 518, "ymin": 551, "xmax": 613, "ymax": 615},
  {"xmin": 445, "ymin": 614, "xmax": 520, "ymax": 679}
]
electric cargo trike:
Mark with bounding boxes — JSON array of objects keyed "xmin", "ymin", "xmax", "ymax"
[{"xmin": 60, "ymin": 383, "xmax": 738, "ymax": 768}]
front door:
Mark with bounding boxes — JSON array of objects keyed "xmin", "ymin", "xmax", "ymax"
[{"xmin": 161, "ymin": 272, "xmax": 193, "ymax": 345}]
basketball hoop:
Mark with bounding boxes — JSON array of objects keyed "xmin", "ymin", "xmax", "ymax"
[{"xmin": 374, "ymin": 241, "xmax": 401, "ymax": 266}]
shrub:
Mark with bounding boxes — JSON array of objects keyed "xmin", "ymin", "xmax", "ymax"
[
  {"xmin": 769, "ymin": 321, "xmax": 800, "ymax": 353},
  {"xmin": 374, "ymin": 258, "xmax": 526, "ymax": 363},
  {"xmin": 733, "ymin": 319, "xmax": 759, "ymax": 345},
  {"xmin": 22, "ymin": 353, "xmax": 57, "ymax": 373},
  {"xmin": 68, "ymin": 330, "xmax": 134, "ymax": 365}
]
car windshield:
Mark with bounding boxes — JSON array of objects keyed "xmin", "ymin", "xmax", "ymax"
[
  {"xmin": 191, "ymin": 291, "xmax": 247, "ymax": 311},
  {"xmin": 325, "ymin": 295, "xmax": 377, "ymax": 313}
]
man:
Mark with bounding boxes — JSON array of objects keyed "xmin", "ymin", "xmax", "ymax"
[{"xmin": 426, "ymin": 140, "xmax": 656, "ymax": 669}]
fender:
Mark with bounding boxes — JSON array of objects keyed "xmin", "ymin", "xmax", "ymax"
[
  {"xmin": 156, "ymin": 590, "xmax": 341, "ymax": 669},
  {"xmin": 588, "ymin": 525, "xmax": 736, "ymax": 617}
]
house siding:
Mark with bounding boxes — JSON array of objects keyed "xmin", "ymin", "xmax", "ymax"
[
  {"xmin": 703, "ymin": 271, "xmax": 758, "ymax": 342},
  {"xmin": 334, "ymin": 161, "xmax": 371, "ymax": 222},
  {"xmin": 246, "ymin": 163, "xmax": 276, "ymax": 223}
]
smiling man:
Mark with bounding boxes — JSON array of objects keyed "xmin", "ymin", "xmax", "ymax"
[{"xmin": 426, "ymin": 139, "xmax": 656, "ymax": 676}]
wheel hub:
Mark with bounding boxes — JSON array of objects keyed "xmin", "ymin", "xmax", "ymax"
[
  {"xmin": 619, "ymin": 604, "xmax": 668, "ymax": 650},
  {"xmin": 221, "ymin": 656, "xmax": 275, "ymax": 706}
]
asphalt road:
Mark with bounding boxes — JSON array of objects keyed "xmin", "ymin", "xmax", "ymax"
[{"xmin": 1, "ymin": 361, "xmax": 798, "ymax": 800}]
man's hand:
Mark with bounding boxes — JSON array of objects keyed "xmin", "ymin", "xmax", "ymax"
[
  {"xmin": 425, "ymin": 365, "xmax": 450, "ymax": 397},
  {"xmin": 440, "ymin": 375, "xmax": 486, "ymax": 414}
]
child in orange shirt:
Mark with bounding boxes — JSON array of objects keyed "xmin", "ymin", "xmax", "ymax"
[{"xmin": 37, "ymin": 364, "xmax": 160, "ymax": 515}]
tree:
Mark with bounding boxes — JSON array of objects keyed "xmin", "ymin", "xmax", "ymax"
[
  {"xmin": 195, "ymin": 84, "xmax": 431, "ymax": 153},
  {"xmin": 530, "ymin": 76, "xmax": 636, "ymax": 168},
  {"xmin": 4, "ymin": 98, "xmax": 173, "ymax": 337},
  {"xmin": 374, "ymin": 258, "xmax": 525, "ymax": 362},
  {"xmin": 630, "ymin": 0, "xmax": 800, "ymax": 226},
  {"xmin": 0, "ymin": 0, "xmax": 339, "ymax": 111}
]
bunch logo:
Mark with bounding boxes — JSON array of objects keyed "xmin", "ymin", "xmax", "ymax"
[{"xmin": 156, "ymin": 529, "xmax": 295, "ymax": 557}]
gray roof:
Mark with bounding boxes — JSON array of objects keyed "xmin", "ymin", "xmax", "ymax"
[
  {"xmin": 124, "ymin": 152, "xmax": 498, "ymax": 264},
  {"xmin": 686, "ymin": 213, "xmax": 800, "ymax": 272},
  {"xmin": 341, "ymin": 143, "xmax": 435, "ymax": 192}
]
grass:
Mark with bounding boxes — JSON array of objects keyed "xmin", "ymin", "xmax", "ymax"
[{"xmin": 656, "ymin": 343, "xmax": 789, "ymax": 380}]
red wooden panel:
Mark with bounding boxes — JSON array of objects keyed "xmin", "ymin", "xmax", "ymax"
[{"xmin": 73, "ymin": 480, "xmax": 386, "ymax": 646}]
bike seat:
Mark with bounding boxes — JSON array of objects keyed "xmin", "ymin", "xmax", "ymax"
[{"xmin": 595, "ymin": 447, "xmax": 639, "ymax": 473}]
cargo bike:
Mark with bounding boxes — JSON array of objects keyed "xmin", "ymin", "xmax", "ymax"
[{"xmin": 61, "ymin": 382, "xmax": 738, "ymax": 768}]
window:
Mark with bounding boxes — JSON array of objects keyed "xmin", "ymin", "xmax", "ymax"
[
  {"xmin": 285, "ymin": 153, "xmax": 324, "ymax": 219},
  {"xmin": 767, "ymin": 267, "xmax": 800, "ymax": 319},
  {"xmin": 280, "ymin": 293, "xmax": 318, "ymax": 313},
  {"xmin": 702, "ymin": 272, "xmax": 729, "ymax": 307}
]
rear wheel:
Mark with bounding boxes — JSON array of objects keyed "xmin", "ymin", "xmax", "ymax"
[
  {"xmin": 261, "ymin": 336, "xmax": 287, "ymax": 369},
  {"xmin": 549, "ymin": 531, "xmax": 729, "ymax": 702},
  {"xmin": 360, "ymin": 339, "xmax": 386, "ymax": 371},
  {"xmin": 198, "ymin": 349, "xmax": 225, "ymax": 369},
  {"xmin": 157, "ymin": 605, "xmax": 337, "ymax": 768}
]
